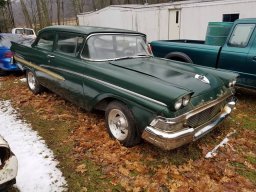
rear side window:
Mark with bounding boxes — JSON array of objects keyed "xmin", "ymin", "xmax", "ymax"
[
  {"xmin": 36, "ymin": 32, "xmax": 55, "ymax": 51},
  {"xmin": 55, "ymin": 33, "xmax": 84, "ymax": 56},
  {"xmin": 228, "ymin": 24, "xmax": 255, "ymax": 47}
]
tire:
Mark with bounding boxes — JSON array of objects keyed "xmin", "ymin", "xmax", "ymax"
[
  {"xmin": 105, "ymin": 101, "xmax": 140, "ymax": 147},
  {"xmin": 165, "ymin": 52, "xmax": 193, "ymax": 63},
  {"xmin": 26, "ymin": 70, "xmax": 44, "ymax": 94},
  {"xmin": 0, "ymin": 69, "xmax": 7, "ymax": 76}
]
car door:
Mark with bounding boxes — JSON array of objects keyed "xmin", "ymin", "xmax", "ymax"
[
  {"xmin": 49, "ymin": 32, "xmax": 86, "ymax": 107},
  {"xmin": 246, "ymin": 31, "xmax": 256, "ymax": 88},
  {"xmin": 30, "ymin": 31, "xmax": 60, "ymax": 91},
  {"xmin": 218, "ymin": 23, "xmax": 256, "ymax": 87}
]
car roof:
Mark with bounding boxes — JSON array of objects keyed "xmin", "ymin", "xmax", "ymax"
[
  {"xmin": 235, "ymin": 18, "xmax": 256, "ymax": 24},
  {"xmin": 39, "ymin": 25, "xmax": 146, "ymax": 36}
]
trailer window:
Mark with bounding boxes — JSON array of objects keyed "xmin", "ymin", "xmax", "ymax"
[
  {"xmin": 223, "ymin": 14, "xmax": 239, "ymax": 22},
  {"xmin": 228, "ymin": 24, "xmax": 255, "ymax": 48}
]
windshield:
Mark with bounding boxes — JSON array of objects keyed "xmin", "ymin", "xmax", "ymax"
[{"xmin": 81, "ymin": 34, "xmax": 151, "ymax": 60}]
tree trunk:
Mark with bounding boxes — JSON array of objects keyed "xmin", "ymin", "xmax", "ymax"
[
  {"xmin": 36, "ymin": 0, "xmax": 44, "ymax": 28},
  {"xmin": 20, "ymin": 0, "xmax": 33, "ymax": 28},
  {"xmin": 40, "ymin": 0, "xmax": 51, "ymax": 26},
  {"xmin": 56, "ymin": 0, "xmax": 61, "ymax": 25}
]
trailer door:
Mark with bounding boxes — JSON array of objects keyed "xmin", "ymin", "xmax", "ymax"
[{"xmin": 168, "ymin": 9, "xmax": 181, "ymax": 40}]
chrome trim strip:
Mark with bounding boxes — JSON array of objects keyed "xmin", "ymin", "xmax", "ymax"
[
  {"xmin": 14, "ymin": 56, "xmax": 65, "ymax": 81},
  {"xmin": 85, "ymin": 33, "xmax": 146, "ymax": 41},
  {"xmin": 145, "ymin": 126, "xmax": 194, "ymax": 139},
  {"xmin": 41, "ymin": 65, "xmax": 168, "ymax": 107},
  {"xmin": 80, "ymin": 55, "xmax": 151, "ymax": 62}
]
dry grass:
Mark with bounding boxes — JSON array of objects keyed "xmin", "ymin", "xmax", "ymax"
[{"xmin": 1, "ymin": 75, "xmax": 255, "ymax": 192}]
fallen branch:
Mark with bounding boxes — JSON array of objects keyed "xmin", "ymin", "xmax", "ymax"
[{"xmin": 205, "ymin": 130, "xmax": 237, "ymax": 159}]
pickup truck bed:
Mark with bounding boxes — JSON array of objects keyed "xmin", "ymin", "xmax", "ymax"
[{"xmin": 151, "ymin": 40, "xmax": 221, "ymax": 68}]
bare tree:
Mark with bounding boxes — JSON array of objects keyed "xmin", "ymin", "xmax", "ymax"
[
  {"xmin": 40, "ymin": 0, "xmax": 51, "ymax": 26},
  {"xmin": 36, "ymin": 0, "xmax": 44, "ymax": 28},
  {"xmin": 20, "ymin": 0, "xmax": 33, "ymax": 28},
  {"xmin": 56, "ymin": 0, "xmax": 61, "ymax": 25},
  {"xmin": 0, "ymin": 0, "xmax": 15, "ymax": 31}
]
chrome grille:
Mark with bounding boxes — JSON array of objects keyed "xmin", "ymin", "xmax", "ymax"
[{"xmin": 187, "ymin": 102, "xmax": 225, "ymax": 128}]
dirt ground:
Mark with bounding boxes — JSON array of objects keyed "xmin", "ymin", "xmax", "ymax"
[{"xmin": 1, "ymin": 74, "xmax": 255, "ymax": 192}]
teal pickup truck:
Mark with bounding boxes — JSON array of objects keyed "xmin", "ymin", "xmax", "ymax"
[{"xmin": 151, "ymin": 18, "xmax": 256, "ymax": 89}]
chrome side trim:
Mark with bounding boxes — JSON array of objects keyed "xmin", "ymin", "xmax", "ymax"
[
  {"xmin": 14, "ymin": 55, "xmax": 65, "ymax": 81},
  {"xmin": 41, "ymin": 65, "xmax": 168, "ymax": 107},
  {"xmin": 85, "ymin": 33, "xmax": 146, "ymax": 41}
]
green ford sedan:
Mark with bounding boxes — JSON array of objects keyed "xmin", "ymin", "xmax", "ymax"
[{"xmin": 11, "ymin": 26, "xmax": 238, "ymax": 150}]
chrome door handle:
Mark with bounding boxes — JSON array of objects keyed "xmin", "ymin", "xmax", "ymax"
[{"xmin": 47, "ymin": 55, "xmax": 55, "ymax": 58}]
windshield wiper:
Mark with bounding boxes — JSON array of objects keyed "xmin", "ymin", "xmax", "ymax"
[
  {"xmin": 110, "ymin": 54, "xmax": 151, "ymax": 61},
  {"xmin": 136, "ymin": 54, "xmax": 151, "ymax": 57},
  {"xmin": 112, "ymin": 56, "xmax": 135, "ymax": 61}
]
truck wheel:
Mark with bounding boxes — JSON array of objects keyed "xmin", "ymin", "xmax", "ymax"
[
  {"xmin": 26, "ymin": 70, "xmax": 44, "ymax": 94},
  {"xmin": 105, "ymin": 101, "xmax": 140, "ymax": 147},
  {"xmin": 165, "ymin": 52, "xmax": 193, "ymax": 63}
]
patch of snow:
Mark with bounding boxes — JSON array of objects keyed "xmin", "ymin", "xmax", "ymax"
[
  {"xmin": 0, "ymin": 100, "xmax": 67, "ymax": 191},
  {"xmin": 205, "ymin": 130, "xmax": 236, "ymax": 159}
]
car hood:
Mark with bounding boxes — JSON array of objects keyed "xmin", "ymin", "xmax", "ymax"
[{"xmin": 109, "ymin": 57, "xmax": 224, "ymax": 98}]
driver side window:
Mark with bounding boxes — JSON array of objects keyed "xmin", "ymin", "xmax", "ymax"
[
  {"xmin": 36, "ymin": 32, "xmax": 55, "ymax": 51},
  {"xmin": 228, "ymin": 24, "xmax": 255, "ymax": 47}
]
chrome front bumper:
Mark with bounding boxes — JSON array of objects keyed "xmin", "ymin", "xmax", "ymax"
[
  {"xmin": 0, "ymin": 154, "xmax": 18, "ymax": 189},
  {"xmin": 142, "ymin": 96, "xmax": 237, "ymax": 150}
]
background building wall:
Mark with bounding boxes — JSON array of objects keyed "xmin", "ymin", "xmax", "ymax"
[{"xmin": 78, "ymin": 0, "xmax": 256, "ymax": 42}]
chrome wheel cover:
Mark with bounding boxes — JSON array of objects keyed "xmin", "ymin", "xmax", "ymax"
[
  {"xmin": 27, "ymin": 72, "xmax": 36, "ymax": 90},
  {"xmin": 108, "ymin": 109, "xmax": 129, "ymax": 141}
]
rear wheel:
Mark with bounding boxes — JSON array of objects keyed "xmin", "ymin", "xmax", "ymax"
[
  {"xmin": 105, "ymin": 101, "xmax": 140, "ymax": 147},
  {"xmin": 0, "ymin": 69, "xmax": 7, "ymax": 76},
  {"xmin": 26, "ymin": 70, "xmax": 44, "ymax": 94}
]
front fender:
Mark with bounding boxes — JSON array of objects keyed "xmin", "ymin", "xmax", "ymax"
[{"xmin": 91, "ymin": 93, "xmax": 164, "ymax": 132}]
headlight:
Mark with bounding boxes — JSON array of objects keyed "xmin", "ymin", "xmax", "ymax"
[
  {"xmin": 232, "ymin": 80, "xmax": 236, "ymax": 86},
  {"xmin": 174, "ymin": 98, "xmax": 183, "ymax": 110},
  {"xmin": 174, "ymin": 94, "xmax": 191, "ymax": 110},
  {"xmin": 182, "ymin": 95, "xmax": 191, "ymax": 106}
]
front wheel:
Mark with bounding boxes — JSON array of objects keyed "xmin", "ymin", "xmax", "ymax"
[
  {"xmin": 26, "ymin": 70, "xmax": 44, "ymax": 94},
  {"xmin": 105, "ymin": 101, "xmax": 140, "ymax": 147}
]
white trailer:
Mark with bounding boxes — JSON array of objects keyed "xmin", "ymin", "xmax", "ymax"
[{"xmin": 78, "ymin": 0, "xmax": 256, "ymax": 42}]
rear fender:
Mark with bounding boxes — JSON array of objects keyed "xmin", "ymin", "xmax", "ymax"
[{"xmin": 165, "ymin": 52, "xmax": 193, "ymax": 63}]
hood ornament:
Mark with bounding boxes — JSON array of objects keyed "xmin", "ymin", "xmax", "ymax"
[{"xmin": 195, "ymin": 74, "xmax": 210, "ymax": 84}]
